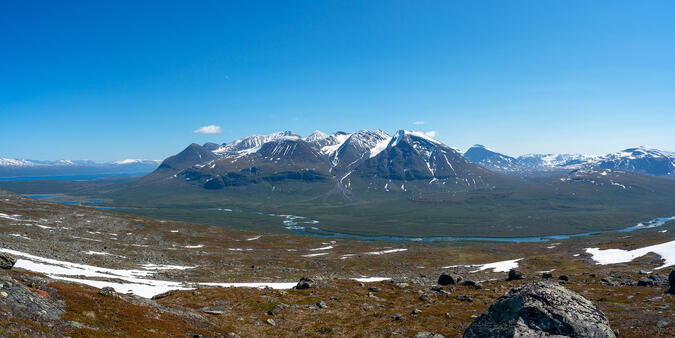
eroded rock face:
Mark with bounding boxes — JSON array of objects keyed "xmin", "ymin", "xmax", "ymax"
[{"xmin": 463, "ymin": 282, "xmax": 615, "ymax": 338}]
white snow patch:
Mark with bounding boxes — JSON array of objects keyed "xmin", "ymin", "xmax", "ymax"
[
  {"xmin": 184, "ymin": 244, "xmax": 204, "ymax": 249},
  {"xmin": 0, "ymin": 213, "xmax": 21, "ymax": 221},
  {"xmin": 9, "ymin": 233, "xmax": 30, "ymax": 240},
  {"xmin": 301, "ymin": 252, "xmax": 329, "ymax": 257},
  {"xmin": 351, "ymin": 277, "xmax": 390, "ymax": 282},
  {"xmin": 247, "ymin": 235, "xmax": 262, "ymax": 241},
  {"xmin": 309, "ymin": 245, "xmax": 333, "ymax": 251},
  {"xmin": 364, "ymin": 248, "xmax": 408, "ymax": 255},
  {"xmin": 442, "ymin": 258, "xmax": 522, "ymax": 273},
  {"xmin": 85, "ymin": 251, "xmax": 111, "ymax": 256},
  {"xmin": 585, "ymin": 239, "xmax": 675, "ymax": 269}
]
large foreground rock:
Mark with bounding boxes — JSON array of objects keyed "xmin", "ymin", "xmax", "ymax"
[{"xmin": 463, "ymin": 282, "xmax": 615, "ymax": 338}]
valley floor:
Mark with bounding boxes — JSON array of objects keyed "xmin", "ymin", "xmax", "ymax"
[{"xmin": 0, "ymin": 189, "xmax": 674, "ymax": 336}]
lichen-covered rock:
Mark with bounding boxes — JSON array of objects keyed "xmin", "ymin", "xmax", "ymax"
[
  {"xmin": 463, "ymin": 282, "xmax": 615, "ymax": 338},
  {"xmin": 98, "ymin": 286, "xmax": 118, "ymax": 297},
  {"xmin": 0, "ymin": 253, "xmax": 17, "ymax": 270},
  {"xmin": 0, "ymin": 275, "xmax": 64, "ymax": 321}
]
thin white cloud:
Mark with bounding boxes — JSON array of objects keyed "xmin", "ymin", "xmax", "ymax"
[
  {"xmin": 423, "ymin": 131, "xmax": 437, "ymax": 138},
  {"xmin": 193, "ymin": 125, "xmax": 222, "ymax": 134},
  {"xmin": 413, "ymin": 121, "xmax": 425, "ymax": 125}
]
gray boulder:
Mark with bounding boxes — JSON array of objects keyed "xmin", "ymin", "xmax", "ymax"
[
  {"xmin": 0, "ymin": 253, "xmax": 17, "ymax": 270},
  {"xmin": 438, "ymin": 273, "xmax": 462, "ymax": 285},
  {"xmin": 507, "ymin": 269, "xmax": 524, "ymax": 281},
  {"xmin": 463, "ymin": 282, "xmax": 615, "ymax": 338},
  {"xmin": 295, "ymin": 277, "xmax": 314, "ymax": 289}
]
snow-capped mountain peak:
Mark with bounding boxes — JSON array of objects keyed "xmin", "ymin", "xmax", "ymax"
[
  {"xmin": 0, "ymin": 158, "xmax": 36, "ymax": 167},
  {"xmin": 304, "ymin": 130, "xmax": 329, "ymax": 142},
  {"xmin": 213, "ymin": 131, "xmax": 301, "ymax": 158}
]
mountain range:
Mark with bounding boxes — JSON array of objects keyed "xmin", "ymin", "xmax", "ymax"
[
  {"xmin": 141, "ymin": 130, "xmax": 675, "ymax": 195},
  {"xmin": 464, "ymin": 144, "xmax": 675, "ymax": 178},
  {"xmin": 0, "ymin": 158, "xmax": 160, "ymax": 178},
  {"xmin": 141, "ymin": 130, "xmax": 504, "ymax": 195}
]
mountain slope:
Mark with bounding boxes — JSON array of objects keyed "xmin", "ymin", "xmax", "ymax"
[{"xmin": 463, "ymin": 145, "xmax": 519, "ymax": 173}]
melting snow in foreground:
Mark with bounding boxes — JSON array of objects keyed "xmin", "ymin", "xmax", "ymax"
[
  {"xmin": 585, "ymin": 239, "xmax": 675, "ymax": 269},
  {"xmin": 442, "ymin": 258, "xmax": 523, "ymax": 273},
  {"xmin": 0, "ymin": 248, "xmax": 298, "ymax": 298}
]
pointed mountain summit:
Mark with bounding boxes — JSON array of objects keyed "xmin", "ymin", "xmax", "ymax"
[
  {"xmin": 330, "ymin": 130, "xmax": 390, "ymax": 171},
  {"xmin": 355, "ymin": 130, "xmax": 494, "ymax": 188}
]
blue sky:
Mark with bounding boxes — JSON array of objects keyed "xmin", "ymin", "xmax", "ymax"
[{"xmin": 1, "ymin": 1, "xmax": 674, "ymax": 161}]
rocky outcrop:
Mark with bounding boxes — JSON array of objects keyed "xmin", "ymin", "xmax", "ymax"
[
  {"xmin": 667, "ymin": 270, "xmax": 675, "ymax": 294},
  {"xmin": 0, "ymin": 274, "xmax": 64, "ymax": 321},
  {"xmin": 0, "ymin": 253, "xmax": 17, "ymax": 269},
  {"xmin": 463, "ymin": 282, "xmax": 615, "ymax": 338}
]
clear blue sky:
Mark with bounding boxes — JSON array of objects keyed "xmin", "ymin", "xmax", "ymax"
[{"xmin": 1, "ymin": 1, "xmax": 674, "ymax": 161}]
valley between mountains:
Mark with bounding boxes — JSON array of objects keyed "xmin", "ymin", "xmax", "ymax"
[{"xmin": 1, "ymin": 130, "xmax": 675, "ymax": 336}]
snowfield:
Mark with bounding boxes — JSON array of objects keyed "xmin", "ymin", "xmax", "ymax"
[{"xmin": 585, "ymin": 239, "xmax": 675, "ymax": 270}]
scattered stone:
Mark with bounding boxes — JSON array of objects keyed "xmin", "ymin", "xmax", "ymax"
[
  {"xmin": 507, "ymin": 269, "xmax": 524, "ymax": 281},
  {"xmin": 430, "ymin": 285, "xmax": 442, "ymax": 292},
  {"xmin": 393, "ymin": 282, "xmax": 409, "ymax": 289},
  {"xmin": 657, "ymin": 320, "xmax": 669, "ymax": 328},
  {"xmin": 444, "ymin": 312, "xmax": 452, "ymax": 319},
  {"xmin": 0, "ymin": 253, "xmax": 17, "ymax": 270},
  {"xmin": 463, "ymin": 282, "xmax": 615, "ymax": 337},
  {"xmin": 295, "ymin": 277, "xmax": 314, "ymax": 289},
  {"xmin": 456, "ymin": 295, "xmax": 472, "ymax": 302},
  {"xmin": 316, "ymin": 301, "xmax": 328, "ymax": 309},
  {"xmin": 413, "ymin": 332, "xmax": 445, "ymax": 338},
  {"xmin": 151, "ymin": 289, "xmax": 180, "ymax": 300},
  {"xmin": 419, "ymin": 294, "xmax": 431, "ymax": 302},
  {"xmin": 647, "ymin": 274, "xmax": 668, "ymax": 286},
  {"xmin": 411, "ymin": 308, "xmax": 422, "ymax": 315},
  {"xmin": 266, "ymin": 318, "xmax": 276, "ymax": 326},
  {"xmin": 438, "ymin": 273, "xmax": 462, "ymax": 285},
  {"xmin": 542, "ymin": 272, "xmax": 553, "ymax": 279},
  {"xmin": 462, "ymin": 280, "xmax": 482, "ymax": 289},
  {"xmin": 201, "ymin": 305, "xmax": 228, "ymax": 315},
  {"xmin": 228, "ymin": 333, "xmax": 242, "ymax": 338},
  {"xmin": 601, "ymin": 277, "xmax": 618, "ymax": 286},
  {"xmin": 558, "ymin": 275, "xmax": 569, "ymax": 281},
  {"xmin": 637, "ymin": 277, "xmax": 654, "ymax": 287},
  {"xmin": 667, "ymin": 270, "xmax": 675, "ymax": 294},
  {"xmin": 267, "ymin": 303, "xmax": 289, "ymax": 316},
  {"xmin": 369, "ymin": 286, "xmax": 381, "ymax": 292},
  {"xmin": 97, "ymin": 287, "xmax": 118, "ymax": 297},
  {"xmin": 639, "ymin": 270, "xmax": 650, "ymax": 275}
]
